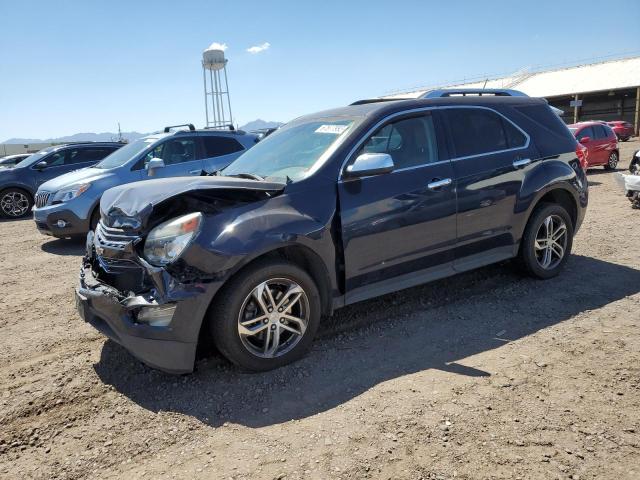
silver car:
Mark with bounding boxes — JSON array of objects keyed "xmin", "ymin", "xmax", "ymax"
[{"xmin": 33, "ymin": 126, "xmax": 258, "ymax": 237}]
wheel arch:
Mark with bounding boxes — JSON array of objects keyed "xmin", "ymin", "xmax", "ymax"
[
  {"xmin": 532, "ymin": 188, "xmax": 578, "ymax": 229},
  {"xmin": 196, "ymin": 242, "xmax": 335, "ymax": 355},
  {"xmin": 0, "ymin": 183, "xmax": 35, "ymax": 198}
]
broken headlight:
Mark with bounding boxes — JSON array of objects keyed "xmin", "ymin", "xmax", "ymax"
[{"xmin": 143, "ymin": 212, "xmax": 202, "ymax": 266}]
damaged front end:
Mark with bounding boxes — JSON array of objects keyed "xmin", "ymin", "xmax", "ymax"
[{"xmin": 75, "ymin": 176, "xmax": 285, "ymax": 373}]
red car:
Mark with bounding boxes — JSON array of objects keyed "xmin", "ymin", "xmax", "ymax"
[
  {"xmin": 568, "ymin": 121, "xmax": 619, "ymax": 170},
  {"xmin": 606, "ymin": 121, "xmax": 634, "ymax": 142}
]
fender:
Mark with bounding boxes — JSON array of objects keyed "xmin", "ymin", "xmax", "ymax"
[
  {"xmin": 185, "ymin": 187, "xmax": 340, "ymax": 299},
  {"xmin": 514, "ymin": 154, "xmax": 587, "ymax": 241}
]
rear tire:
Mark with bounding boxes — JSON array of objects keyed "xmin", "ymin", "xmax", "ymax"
[
  {"xmin": 0, "ymin": 188, "xmax": 33, "ymax": 219},
  {"xmin": 209, "ymin": 258, "xmax": 321, "ymax": 371},
  {"xmin": 604, "ymin": 151, "xmax": 618, "ymax": 170},
  {"xmin": 518, "ymin": 203, "xmax": 573, "ymax": 279}
]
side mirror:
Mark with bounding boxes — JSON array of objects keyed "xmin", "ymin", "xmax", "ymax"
[
  {"xmin": 34, "ymin": 160, "xmax": 48, "ymax": 170},
  {"xmin": 579, "ymin": 136, "xmax": 591, "ymax": 145},
  {"xmin": 145, "ymin": 157, "xmax": 165, "ymax": 176},
  {"xmin": 344, "ymin": 153, "xmax": 394, "ymax": 178}
]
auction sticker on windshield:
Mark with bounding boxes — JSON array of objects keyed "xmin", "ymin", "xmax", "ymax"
[{"xmin": 315, "ymin": 124, "xmax": 349, "ymax": 134}]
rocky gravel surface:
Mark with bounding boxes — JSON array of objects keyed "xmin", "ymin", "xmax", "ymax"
[{"xmin": 1, "ymin": 140, "xmax": 639, "ymax": 479}]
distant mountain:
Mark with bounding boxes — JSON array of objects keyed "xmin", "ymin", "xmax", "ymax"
[
  {"xmin": 239, "ymin": 119, "xmax": 283, "ymax": 132},
  {"xmin": 2, "ymin": 131, "xmax": 147, "ymax": 144},
  {"xmin": 3, "ymin": 122, "xmax": 285, "ymax": 144}
]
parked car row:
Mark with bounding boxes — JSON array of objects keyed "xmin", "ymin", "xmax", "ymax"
[{"xmin": 32, "ymin": 125, "xmax": 258, "ymax": 237}]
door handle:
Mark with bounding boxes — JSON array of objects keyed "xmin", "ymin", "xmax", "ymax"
[
  {"xmin": 513, "ymin": 158, "xmax": 531, "ymax": 168},
  {"xmin": 427, "ymin": 178, "xmax": 452, "ymax": 190},
  {"xmin": 189, "ymin": 169, "xmax": 202, "ymax": 175}
]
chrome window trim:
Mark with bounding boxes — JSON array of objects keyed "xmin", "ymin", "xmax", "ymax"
[{"xmin": 337, "ymin": 105, "xmax": 531, "ymax": 181}]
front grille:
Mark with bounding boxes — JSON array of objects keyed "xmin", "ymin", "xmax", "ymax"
[
  {"xmin": 35, "ymin": 192, "xmax": 51, "ymax": 208},
  {"xmin": 98, "ymin": 256, "xmax": 140, "ymax": 272},
  {"xmin": 95, "ymin": 221, "xmax": 139, "ymax": 249}
]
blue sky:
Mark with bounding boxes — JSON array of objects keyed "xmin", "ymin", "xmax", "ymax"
[{"xmin": 1, "ymin": 0, "xmax": 639, "ymax": 140}]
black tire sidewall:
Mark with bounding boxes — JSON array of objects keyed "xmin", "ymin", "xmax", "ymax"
[
  {"xmin": 0, "ymin": 188, "xmax": 33, "ymax": 218},
  {"xmin": 209, "ymin": 258, "xmax": 322, "ymax": 371},
  {"xmin": 90, "ymin": 207, "xmax": 101, "ymax": 231},
  {"xmin": 520, "ymin": 203, "xmax": 574, "ymax": 279},
  {"xmin": 605, "ymin": 152, "xmax": 618, "ymax": 170}
]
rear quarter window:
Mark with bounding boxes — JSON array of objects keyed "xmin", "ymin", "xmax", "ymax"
[{"xmin": 511, "ymin": 103, "xmax": 578, "ymax": 158}]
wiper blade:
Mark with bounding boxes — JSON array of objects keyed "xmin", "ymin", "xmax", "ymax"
[{"xmin": 229, "ymin": 172, "xmax": 265, "ymax": 181}]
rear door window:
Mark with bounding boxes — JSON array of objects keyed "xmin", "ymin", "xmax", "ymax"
[
  {"xmin": 202, "ymin": 136, "xmax": 245, "ymax": 158},
  {"xmin": 444, "ymin": 108, "xmax": 523, "ymax": 157}
]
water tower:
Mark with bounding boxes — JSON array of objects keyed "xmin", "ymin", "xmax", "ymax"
[{"xmin": 202, "ymin": 43, "xmax": 233, "ymax": 129}]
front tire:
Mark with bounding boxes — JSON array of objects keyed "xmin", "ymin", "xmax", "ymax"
[
  {"xmin": 518, "ymin": 203, "xmax": 573, "ymax": 279},
  {"xmin": 0, "ymin": 188, "xmax": 33, "ymax": 219},
  {"xmin": 209, "ymin": 258, "xmax": 321, "ymax": 371},
  {"xmin": 604, "ymin": 151, "xmax": 618, "ymax": 170}
]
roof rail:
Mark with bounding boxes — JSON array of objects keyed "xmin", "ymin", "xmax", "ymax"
[
  {"xmin": 202, "ymin": 124, "xmax": 238, "ymax": 131},
  {"xmin": 164, "ymin": 123, "xmax": 196, "ymax": 133},
  {"xmin": 420, "ymin": 88, "xmax": 528, "ymax": 98},
  {"xmin": 350, "ymin": 98, "xmax": 410, "ymax": 106}
]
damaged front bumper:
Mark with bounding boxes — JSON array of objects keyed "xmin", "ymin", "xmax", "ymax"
[{"xmin": 76, "ymin": 231, "xmax": 221, "ymax": 374}]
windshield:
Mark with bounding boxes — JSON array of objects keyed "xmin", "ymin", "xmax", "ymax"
[
  {"xmin": 94, "ymin": 137, "xmax": 158, "ymax": 169},
  {"xmin": 568, "ymin": 128, "xmax": 577, "ymax": 134},
  {"xmin": 222, "ymin": 118, "xmax": 357, "ymax": 182}
]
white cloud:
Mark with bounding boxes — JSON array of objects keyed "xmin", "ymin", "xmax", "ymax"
[
  {"xmin": 206, "ymin": 42, "xmax": 228, "ymax": 51},
  {"xmin": 246, "ymin": 42, "xmax": 271, "ymax": 54}
]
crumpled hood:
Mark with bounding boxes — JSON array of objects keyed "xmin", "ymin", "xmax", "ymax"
[
  {"xmin": 100, "ymin": 176, "xmax": 286, "ymax": 230},
  {"xmin": 39, "ymin": 167, "xmax": 112, "ymax": 192}
]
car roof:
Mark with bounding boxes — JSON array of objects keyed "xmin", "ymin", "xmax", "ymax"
[
  {"xmin": 54, "ymin": 142, "xmax": 124, "ymax": 148},
  {"xmin": 144, "ymin": 128, "xmax": 257, "ymax": 140},
  {"xmin": 567, "ymin": 121, "xmax": 607, "ymax": 128},
  {"xmin": 295, "ymin": 96, "xmax": 549, "ymax": 123}
]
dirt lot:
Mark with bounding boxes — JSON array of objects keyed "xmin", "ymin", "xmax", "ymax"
[{"xmin": 1, "ymin": 140, "xmax": 639, "ymax": 480}]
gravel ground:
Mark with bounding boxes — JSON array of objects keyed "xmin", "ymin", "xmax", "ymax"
[{"xmin": 1, "ymin": 140, "xmax": 639, "ymax": 480}]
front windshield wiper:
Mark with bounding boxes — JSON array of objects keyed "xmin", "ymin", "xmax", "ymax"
[{"xmin": 228, "ymin": 172, "xmax": 265, "ymax": 181}]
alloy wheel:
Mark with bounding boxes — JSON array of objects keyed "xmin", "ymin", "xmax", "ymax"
[
  {"xmin": 608, "ymin": 152, "xmax": 618, "ymax": 169},
  {"xmin": 0, "ymin": 191, "xmax": 30, "ymax": 217},
  {"xmin": 534, "ymin": 215, "xmax": 568, "ymax": 270},
  {"xmin": 237, "ymin": 278, "xmax": 310, "ymax": 358}
]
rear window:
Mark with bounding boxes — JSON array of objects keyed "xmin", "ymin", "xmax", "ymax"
[
  {"xmin": 444, "ymin": 108, "xmax": 525, "ymax": 158},
  {"xmin": 202, "ymin": 136, "xmax": 244, "ymax": 158}
]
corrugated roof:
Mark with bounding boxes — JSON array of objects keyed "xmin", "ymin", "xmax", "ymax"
[{"xmin": 384, "ymin": 56, "xmax": 640, "ymax": 99}]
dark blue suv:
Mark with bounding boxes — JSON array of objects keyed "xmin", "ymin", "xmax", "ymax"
[
  {"xmin": 0, "ymin": 143, "xmax": 122, "ymax": 218},
  {"xmin": 77, "ymin": 93, "xmax": 588, "ymax": 374}
]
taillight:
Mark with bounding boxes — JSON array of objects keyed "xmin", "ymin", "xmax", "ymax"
[{"xmin": 576, "ymin": 144, "xmax": 588, "ymax": 171}]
